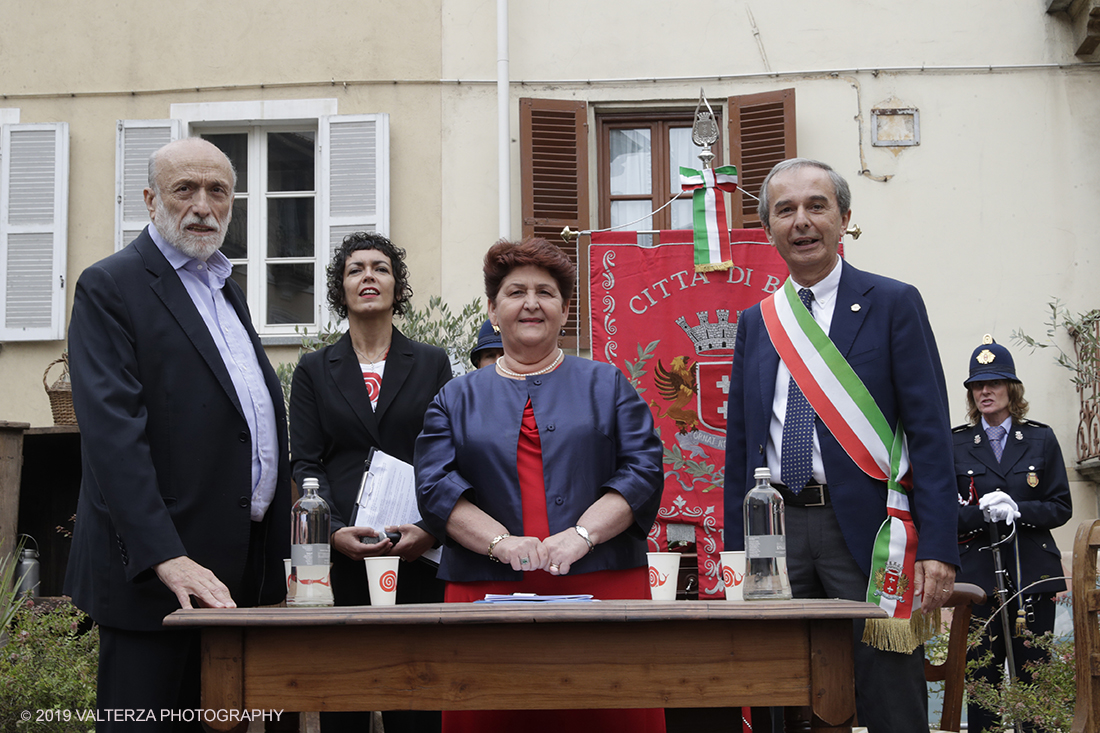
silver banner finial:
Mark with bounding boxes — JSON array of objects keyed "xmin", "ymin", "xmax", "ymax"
[{"xmin": 692, "ymin": 89, "xmax": 718, "ymax": 169}]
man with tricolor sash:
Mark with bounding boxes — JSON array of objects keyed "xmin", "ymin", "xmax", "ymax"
[{"xmin": 723, "ymin": 159, "xmax": 959, "ymax": 732}]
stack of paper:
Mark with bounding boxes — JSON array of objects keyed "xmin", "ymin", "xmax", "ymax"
[{"xmin": 475, "ymin": 593, "xmax": 598, "ymax": 603}]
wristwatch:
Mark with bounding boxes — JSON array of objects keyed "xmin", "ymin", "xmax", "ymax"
[{"xmin": 573, "ymin": 525, "xmax": 594, "ymax": 553}]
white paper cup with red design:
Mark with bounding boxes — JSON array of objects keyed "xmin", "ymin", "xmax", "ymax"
[
  {"xmin": 646, "ymin": 552, "xmax": 680, "ymax": 601},
  {"xmin": 719, "ymin": 551, "xmax": 746, "ymax": 602},
  {"xmin": 364, "ymin": 556, "xmax": 400, "ymax": 606}
]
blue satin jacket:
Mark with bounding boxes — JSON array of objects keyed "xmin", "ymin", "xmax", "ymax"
[{"xmin": 414, "ymin": 356, "xmax": 664, "ymax": 582}]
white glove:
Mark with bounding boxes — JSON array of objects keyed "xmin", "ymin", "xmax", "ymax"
[{"xmin": 979, "ymin": 490, "xmax": 1020, "ymax": 524}]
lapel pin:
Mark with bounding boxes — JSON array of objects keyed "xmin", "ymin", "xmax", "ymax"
[
  {"xmin": 851, "ymin": 303, "xmax": 861, "ymax": 312},
  {"xmin": 974, "ymin": 435, "xmax": 981, "ymax": 445},
  {"xmin": 1015, "ymin": 431, "xmax": 1023, "ymax": 440}
]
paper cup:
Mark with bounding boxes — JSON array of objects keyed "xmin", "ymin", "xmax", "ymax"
[
  {"xmin": 719, "ymin": 551, "xmax": 746, "ymax": 602},
  {"xmin": 646, "ymin": 552, "xmax": 680, "ymax": 601},
  {"xmin": 364, "ymin": 556, "xmax": 400, "ymax": 606}
]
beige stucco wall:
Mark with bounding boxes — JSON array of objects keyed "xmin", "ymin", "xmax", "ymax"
[{"xmin": 1, "ymin": 0, "xmax": 1098, "ymax": 542}]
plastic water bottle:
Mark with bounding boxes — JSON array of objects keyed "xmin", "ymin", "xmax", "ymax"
[
  {"xmin": 287, "ymin": 477, "xmax": 334, "ymax": 607},
  {"xmin": 743, "ymin": 467, "xmax": 792, "ymax": 600}
]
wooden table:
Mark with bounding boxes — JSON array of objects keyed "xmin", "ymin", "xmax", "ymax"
[{"xmin": 165, "ymin": 599, "xmax": 887, "ymax": 733}]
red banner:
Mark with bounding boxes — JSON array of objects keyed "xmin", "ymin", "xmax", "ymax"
[{"xmin": 590, "ymin": 229, "xmax": 789, "ymax": 597}]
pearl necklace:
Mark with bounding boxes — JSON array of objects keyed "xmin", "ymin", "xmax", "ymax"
[{"xmin": 496, "ymin": 349, "xmax": 564, "ymax": 378}]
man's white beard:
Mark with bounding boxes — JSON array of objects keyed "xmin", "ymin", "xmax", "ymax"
[{"xmin": 154, "ymin": 197, "xmax": 229, "ymax": 261}]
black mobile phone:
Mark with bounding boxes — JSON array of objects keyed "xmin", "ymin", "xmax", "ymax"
[{"xmin": 359, "ymin": 530, "xmax": 401, "ymax": 545}]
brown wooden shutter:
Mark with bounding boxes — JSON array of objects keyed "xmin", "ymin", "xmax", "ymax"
[
  {"xmin": 520, "ymin": 98, "xmax": 589, "ymax": 348},
  {"xmin": 728, "ymin": 89, "xmax": 796, "ymax": 228}
]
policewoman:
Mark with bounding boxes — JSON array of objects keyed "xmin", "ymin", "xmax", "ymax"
[{"xmin": 953, "ymin": 336, "xmax": 1072, "ymax": 733}]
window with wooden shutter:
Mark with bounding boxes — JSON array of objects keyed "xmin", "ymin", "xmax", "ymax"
[
  {"xmin": 520, "ymin": 98, "xmax": 588, "ymax": 349},
  {"xmin": 728, "ymin": 88, "xmax": 796, "ymax": 229},
  {"xmin": 0, "ymin": 123, "xmax": 69, "ymax": 341}
]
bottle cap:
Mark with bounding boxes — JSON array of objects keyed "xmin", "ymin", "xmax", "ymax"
[
  {"xmin": 302, "ymin": 477, "xmax": 320, "ymax": 490},
  {"xmin": 753, "ymin": 467, "xmax": 771, "ymax": 481}
]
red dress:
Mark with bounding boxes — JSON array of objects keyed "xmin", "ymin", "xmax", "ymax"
[{"xmin": 443, "ymin": 400, "xmax": 665, "ymax": 733}]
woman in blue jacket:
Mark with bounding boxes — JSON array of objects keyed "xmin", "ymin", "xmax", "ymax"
[{"xmin": 415, "ymin": 237, "xmax": 664, "ymax": 733}]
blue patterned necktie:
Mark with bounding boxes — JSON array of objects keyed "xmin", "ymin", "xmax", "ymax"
[
  {"xmin": 781, "ymin": 288, "xmax": 816, "ymax": 494},
  {"xmin": 986, "ymin": 425, "xmax": 1006, "ymax": 462}
]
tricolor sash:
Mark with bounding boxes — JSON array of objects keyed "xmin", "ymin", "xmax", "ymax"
[
  {"xmin": 760, "ymin": 279, "xmax": 936, "ymax": 652},
  {"xmin": 679, "ymin": 165, "xmax": 738, "ymax": 273}
]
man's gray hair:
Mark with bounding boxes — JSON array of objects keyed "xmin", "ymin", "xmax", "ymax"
[
  {"xmin": 757, "ymin": 158, "xmax": 851, "ymax": 229},
  {"xmin": 147, "ymin": 138, "xmax": 238, "ymax": 195}
]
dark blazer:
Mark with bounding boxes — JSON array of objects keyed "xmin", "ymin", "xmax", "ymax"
[
  {"xmin": 724, "ymin": 260, "xmax": 960, "ymax": 575},
  {"xmin": 289, "ymin": 327, "xmax": 451, "ymax": 605},
  {"xmin": 954, "ymin": 418, "xmax": 1071, "ymax": 596},
  {"xmin": 64, "ymin": 228, "xmax": 291, "ymax": 631},
  {"xmin": 415, "ymin": 356, "xmax": 664, "ymax": 583}
]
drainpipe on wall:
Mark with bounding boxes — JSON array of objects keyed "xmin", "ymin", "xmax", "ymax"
[{"xmin": 497, "ymin": 0, "xmax": 510, "ymax": 239}]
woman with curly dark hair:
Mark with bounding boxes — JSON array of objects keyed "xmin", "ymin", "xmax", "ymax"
[{"xmin": 290, "ymin": 231, "xmax": 449, "ymax": 733}]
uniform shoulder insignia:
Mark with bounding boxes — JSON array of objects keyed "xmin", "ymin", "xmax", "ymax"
[
  {"xmin": 952, "ymin": 423, "xmax": 973, "ymax": 433},
  {"xmin": 1018, "ymin": 418, "xmax": 1049, "ymax": 428}
]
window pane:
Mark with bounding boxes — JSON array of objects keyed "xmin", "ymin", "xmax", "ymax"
[
  {"xmin": 221, "ymin": 198, "xmax": 248, "ymax": 259},
  {"xmin": 611, "ymin": 200, "xmax": 653, "ymax": 231},
  {"xmin": 671, "ymin": 199, "xmax": 694, "ymax": 231},
  {"xmin": 668, "ymin": 126, "xmax": 709, "ymax": 193},
  {"xmin": 267, "ymin": 263, "xmax": 314, "ymax": 324},
  {"xmin": 229, "ymin": 264, "xmax": 247, "ymax": 299},
  {"xmin": 202, "ymin": 133, "xmax": 248, "ymax": 193},
  {"xmin": 267, "ymin": 198, "xmax": 314, "ymax": 258},
  {"xmin": 609, "ymin": 129, "xmax": 651, "ymax": 196},
  {"xmin": 268, "ymin": 131, "xmax": 316, "ymax": 192}
]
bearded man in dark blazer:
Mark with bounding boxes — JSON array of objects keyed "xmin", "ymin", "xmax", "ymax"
[{"xmin": 65, "ymin": 138, "xmax": 290, "ymax": 730}]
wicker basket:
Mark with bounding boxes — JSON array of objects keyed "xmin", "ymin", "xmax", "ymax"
[{"xmin": 43, "ymin": 353, "xmax": 77, "ymax": 425}]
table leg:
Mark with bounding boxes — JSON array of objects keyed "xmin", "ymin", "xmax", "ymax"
[
  {"xmin": 201, "ymin": 627, "xmax": 249, "ymax": 733},
  {"xmin": 808, "ymin": 619, "xmax": 855, "ymax": 732}
]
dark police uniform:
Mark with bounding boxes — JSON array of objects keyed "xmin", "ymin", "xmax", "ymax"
[{"xmin": 953, "ymin": 338, "xmax": 1072, "ymax": 733}]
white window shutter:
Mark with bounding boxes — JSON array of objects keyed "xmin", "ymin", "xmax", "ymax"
[
  {"xmin": 320, "ymin": 114, "xmax": 390, "ymax": 256},
  {"xmin": 0, "ymin": 123, "xmax": 69, "ymax": 341},
  {"xmin": 115, "ymin": 119, "xmax": 181, "ymax": 251},
  {"xmin": 318, "ymin": 113, "xmax": 389, "ymax": 328}
]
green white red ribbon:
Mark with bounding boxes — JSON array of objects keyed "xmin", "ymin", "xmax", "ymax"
[
  {"xmin": 761, "ymin": 279, "xmax": 929, "ymax": 647},
  {"xmin": 679, "ymin": 165, "xmax": 738, "ymax": 272}
]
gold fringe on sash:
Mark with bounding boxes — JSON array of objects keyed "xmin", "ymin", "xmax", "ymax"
[
  {"xmin": 694, "ymin": 260, "xmax": 732, "ymax": 273},
  {"xmin": 861, "ymin": 608, "xmax": 940, "ymax": 654}
]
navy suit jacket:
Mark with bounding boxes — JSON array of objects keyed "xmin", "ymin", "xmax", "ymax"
[
  {"xmin": 724, "ymin": 260, "xmax": 960, "ymax": 575},
  {"xmin": 64, "ymin": 228, "xmax": 291, "ymax": 630}
]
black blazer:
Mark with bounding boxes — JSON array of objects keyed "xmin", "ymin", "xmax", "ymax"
[
  {"xmin": 64, "ymin": 228, "xmax": 291, "ymax": 631},
  {"xmin": 289, "ymin": 327, "xmax": 451, "ymax": 605},
  {"xmin": 954, "ymin": 418, "xmax": 1072, "ymax": 596}
]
